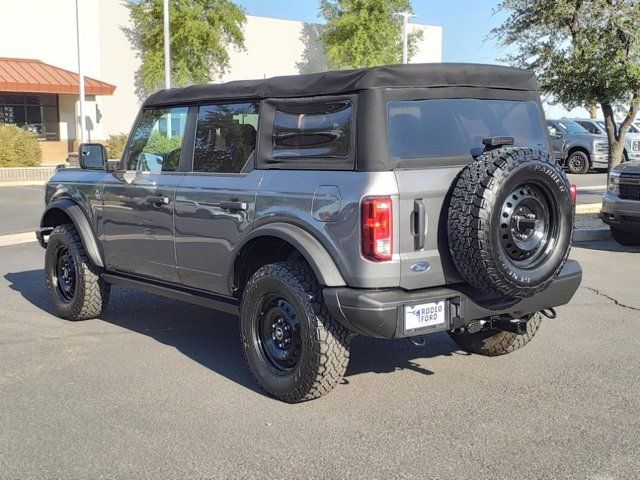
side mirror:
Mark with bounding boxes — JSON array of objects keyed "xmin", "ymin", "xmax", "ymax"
[
  {"xmin": 79, "ymin": 143, "xmax": 107, "ymax": 170},
  {"xmin": 554, "ymin": 130, "xmax": 563, "ymax": 139}
]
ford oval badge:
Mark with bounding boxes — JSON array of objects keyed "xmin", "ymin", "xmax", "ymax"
[{"xmin": 411, "ymin": 262, "xmax": 430, "ymax": 273}]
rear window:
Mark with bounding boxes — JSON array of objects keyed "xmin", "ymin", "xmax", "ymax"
[
  {"xmin": 272, "ymin": 101, "xmax": 352, "ymax": 159},
  {"xmin": 387, "ymin": 99, "xmax": 548, "ymax": 159}
]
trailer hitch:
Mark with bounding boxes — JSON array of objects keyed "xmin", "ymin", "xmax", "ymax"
[{"xmin": 490, "ymin": 316, "xmax": 528, "ymax": 335}]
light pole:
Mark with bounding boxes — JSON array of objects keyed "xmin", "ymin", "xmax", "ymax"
[
  {"xmin": 75, "ymin": 0, "xmax": 87, "ymax": 143},
  {"xmin": 163, "ymin": 0, "xmax": 171, "ymax": 89},
  {"xmin": 394, "ymin": 11, "xmax": 417, "ymax": 64}
]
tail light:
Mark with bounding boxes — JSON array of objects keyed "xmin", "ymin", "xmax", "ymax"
[
  {"xmin": 570, "ymin": 184, "xmax": 577, "ymax": 206},
  {"xmin": 362, "ymin": 197, "xmax": 393, "ymax": 261}
]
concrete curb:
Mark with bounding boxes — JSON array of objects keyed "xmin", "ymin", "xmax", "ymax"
[
  {"xmin": 0, "ymin": 181, "xmax": 47, "ymax": 187},
  {"xmin": 574, "ymin": 227, "xmax": 611, "ymax": 242}
]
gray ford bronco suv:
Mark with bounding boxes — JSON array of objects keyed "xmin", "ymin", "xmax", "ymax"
[{"xmin": 37, "ymin": 64, "xmax": 582, "ymax": 403}]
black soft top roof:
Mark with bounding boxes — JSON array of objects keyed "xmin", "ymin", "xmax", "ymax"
[{"xmin": 143, "ymin": 63, "xmax": 538, "ymax": 108}]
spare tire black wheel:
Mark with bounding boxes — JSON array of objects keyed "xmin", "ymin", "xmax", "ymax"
[{"xmin": 448, "ymin": 147, "xmax": 574, "ymax": 299}]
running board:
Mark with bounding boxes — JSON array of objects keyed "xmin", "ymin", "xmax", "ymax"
[{"xmin": 102, "ymin": 273, "xmax": 239, "ymax": 315}]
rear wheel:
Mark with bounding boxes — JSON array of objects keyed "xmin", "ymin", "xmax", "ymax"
[
  {"xmin": 239, "ymin": 261, "xmax": 351, "ymax": 403},
  {"xmin": 567, "ymin": 151, "xmax": 590, "ymax": 174},
  {"xmin": 448, "ymin": 313, "xmax": 542, "ymax": 356},
  {"xmin": 45, "ymin": 224, "xmax": 110, "ymax": 320},
  {"xmin": 611, "ymin": 227, "xmax": 640, "ymax": 246}
]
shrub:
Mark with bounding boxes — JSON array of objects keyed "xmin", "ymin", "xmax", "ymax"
[
  {"xmin": 0, "ymin": 125, "xmax": 42, "ymax": 167},
  {"xmin": 106, "ymin": 132, "xmax": 129, "ymax": 160}
]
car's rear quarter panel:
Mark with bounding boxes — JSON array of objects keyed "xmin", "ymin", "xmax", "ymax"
[{"xmin": 255, "ymin": 170, "xmax": 401, "ymax": 288}]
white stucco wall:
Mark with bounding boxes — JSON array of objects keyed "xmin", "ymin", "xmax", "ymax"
[
  {"xmin": 0, "ymin": 0, "xmax": 105, "ymax": 142},
  {"xmin": 0, "ymin": 2, "xmax": 443, "ymax": 141},
  {"xmin": 223, "ymin": 15, "xmax": 443, "ymax": 82},
  {"xmin": 98, "ymin": 0, "xmax": 143, "ymax": 137}
]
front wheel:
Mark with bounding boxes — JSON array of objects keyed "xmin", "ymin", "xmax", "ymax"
[
  {"xmin": 448, "ymin": 313, "xmax": 543, "ymax": 356},
  {"xmin": 611, "ymin": 227, "xmax": 640, "ymax": 246},
  {"xmin": 45, "ymin": 224, "xmax": 110, "ymax": 320},
  {"xmin": 240, "ymin": 261, "xmax": 351, "ymax": 403},
  {"xmin": 567, "ymin": 151, "xmax": 590, "ymax": 174}
]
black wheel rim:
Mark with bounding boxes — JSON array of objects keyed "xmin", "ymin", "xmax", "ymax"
[
  {"xmin": 569, "ymin": 154, "xmax": 585, "ymax": 172},
  {"xmin": 255, "ymin": 296, "xmax": 302, "ymax": 373},
  {"xmin": 54, "ymin": 246, "xmax": 76, "ymax": 301},
  {"xmin": 499, "ymin": 183, "xmax": 559, "ymax": 269}
]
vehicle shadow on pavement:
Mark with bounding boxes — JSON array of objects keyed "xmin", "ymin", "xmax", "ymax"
[
  {"xmin": 346, "ymin": 334, "xmax": 468, "ymax": 379},
  {"xmin": 5, "ymin": 269, "xmax": 467, "ymax": 395},
  {"xmin": 574, "ymin": 239, "xmax": 640, "ymax": 253}
]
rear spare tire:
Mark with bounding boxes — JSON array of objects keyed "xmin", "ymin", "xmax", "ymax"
[{"xmin": 447, "ymin": 147, "xmax": 574, "ymax": 299}]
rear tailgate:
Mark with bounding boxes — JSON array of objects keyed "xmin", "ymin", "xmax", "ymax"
[
  {"xmin": 394, "ymin": 167, "xmax": 463, "ymax": 290},
  {"xmin": 388, "ymin": 98, "xmax": 550, "ymax": 291}
]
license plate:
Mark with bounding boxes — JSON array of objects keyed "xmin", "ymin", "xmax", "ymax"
[{"xmin": 404, "ymin": 300, "xmax": 447, "ymax": 333}]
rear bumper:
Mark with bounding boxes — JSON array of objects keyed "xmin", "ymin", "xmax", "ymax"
[{"xmin": 323, "ymin": 260, "xmax": 582, "ymax": 339}]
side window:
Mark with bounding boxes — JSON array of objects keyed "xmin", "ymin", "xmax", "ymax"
[
  {"xmin": 272, "ymin": 101, "xmax": 352, "ymax": 159},
  {"xmin": 577, "ymin": 121, "xmax": 598, "ymax": 134},
  {"xmin": 193, "ymin": 102, "xmax": 259, "ymax": 173},
  {"xmin": 125, "ymin": 107, "xmax": 188, "ymax": 172}
]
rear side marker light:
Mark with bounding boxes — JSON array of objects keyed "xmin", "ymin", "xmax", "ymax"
[{"xmin": 362, "ymin": 197, "xmax": 393, "ymax": 261}]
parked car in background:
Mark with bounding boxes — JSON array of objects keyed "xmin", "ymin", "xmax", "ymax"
[
  {"xmin": 572, "ymin": 118, "xmax": 640, "ymax": 163},
  {"xmin": 602, "ymin": 160, "xmax": 640, "ymax": 246},
  {"xmin": 546, "ymin": 119, "xmax": 608, "ymax": 174}
]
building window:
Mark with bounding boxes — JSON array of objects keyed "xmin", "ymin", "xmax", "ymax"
[{"xmin": 0, "ymin": 93, "xmax": 59, "ymax": 140}]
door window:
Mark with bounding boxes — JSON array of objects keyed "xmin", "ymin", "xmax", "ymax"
[
  {"xmin": 193, "ymin": 102, "xmax": 259, "ymax": 173},
  {"xmin": 125, "ymin": 107, "xmax": 189, "ymax": 172}
]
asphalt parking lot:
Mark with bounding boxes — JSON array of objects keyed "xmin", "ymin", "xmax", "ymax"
[{"xmin": 0, "ymin": 179, "xmax": 639, "ymax": 478}]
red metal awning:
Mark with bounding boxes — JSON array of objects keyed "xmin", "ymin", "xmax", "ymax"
[{"xmin": 0, "ymin": 58, "xmax": 116, "ymax": 95}]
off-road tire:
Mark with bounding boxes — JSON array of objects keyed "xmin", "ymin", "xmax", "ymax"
[
  {"xmin": 447, "ymin": 147, "xmax": 574, "ymax": 299},
  {"xmin": 45, "ymin": 224, "xmax": 110, "ymax": 320},
  {"xmin": 611, "ymin": 227, "xmax": 640, "ymax": 246},
  {"xmin": 448, "ymin": 313, "xmax": 543, "ymax": 356},
  {"xmin": 567, "ymin": 151, "xmax": 590, "ymax": 174},
  {"xmin": 240, "ymin": 261, "xmax": 351, "ymax": 403}
]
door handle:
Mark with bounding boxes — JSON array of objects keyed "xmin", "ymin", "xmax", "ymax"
[
  {"xmin": 219, "ymin": 200, "xmax": 248, "ymax": 211},
  {"xmin": 146, "ymin": 195, "xmax": 170, "ymax": 206},
  {"xmin": 412, "ymin": 199, "xmax": 426, "ymax": 250}
]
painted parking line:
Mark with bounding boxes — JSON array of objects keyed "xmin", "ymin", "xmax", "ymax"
[{"xmin": 0, "ymin": 232, "xmax": 37, "ymax": 247}]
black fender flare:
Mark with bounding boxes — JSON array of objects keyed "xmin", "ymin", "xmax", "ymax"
[
  {"xmin": 230, "ymin": 222, "xmax": 346, "ymax": 287},
  {"xmin": 40, "ymin": 198, "xmax": 105, "ymax": 268}
]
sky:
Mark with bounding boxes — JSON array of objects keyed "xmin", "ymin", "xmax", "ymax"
[{"xmin": 234, "ymin": 0, "xmax": 587, "ymax": 118}]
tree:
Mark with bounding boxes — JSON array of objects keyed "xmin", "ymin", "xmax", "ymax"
[
  {"xmin": 128, "ymin": 0, "xmax": 246, "ymax": 96},
  {"xmin": 494, "ymin": 0, "xmax": 640, "ymax": 170},
  {"xmin": 319, "ymin": 0, "xmax": 422, "ymax": 69}
]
